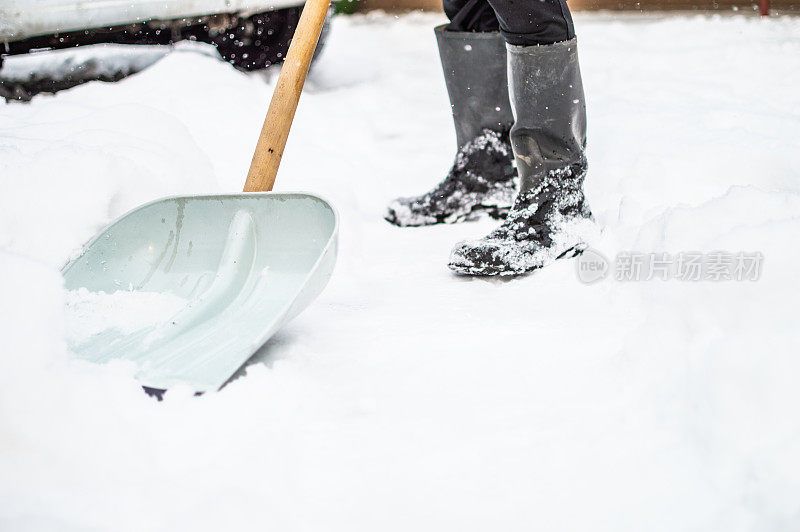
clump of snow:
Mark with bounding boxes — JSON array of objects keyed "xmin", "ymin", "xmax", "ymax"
[
  {"xmin": 0, "ymin": 42, "xmax": 223, "ymax": 101},
  {"xmin": 449, "ymin": 164, "xmax": 594, "ymax": 275},
  {"xmin": 65, "ymin": 288, "xmax": 187, "ymax": 346},
  {"xmin": 1, "ymin": 12, "xmax": 800, "ymax": 532},
  {"xmin": 385, "ymin": 129, "xmax": 517, "ymax": 226}
]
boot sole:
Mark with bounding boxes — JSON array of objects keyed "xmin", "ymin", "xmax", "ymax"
[
  {"xmin": 448, "ymin": 204, "xmax": 509, "ymax": 224},
  {"xmin": 449, "ymin": 242, "xmax": 587, "ymax": 277},
  {"xmin": 385, "ymin": 203, "xmax": 510, "ymax": 227}
]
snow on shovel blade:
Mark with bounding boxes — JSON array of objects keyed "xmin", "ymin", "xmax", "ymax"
[{"xmin": 62, "ymin": 192, "xmax": 338, "ymax": 392}]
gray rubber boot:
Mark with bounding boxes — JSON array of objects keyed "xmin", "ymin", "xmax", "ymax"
[
  {"xmin": 449, "ymin": 38, "xmax": 596, "ymax": 275},
  {"xmin": 385, "ymin": 26, "xmax": 518, "ymax": 227}
]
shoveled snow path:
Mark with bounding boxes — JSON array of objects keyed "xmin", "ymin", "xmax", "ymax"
[{"xmin": 1, "ymin": 12, "xmax": 799, "ymax": 531}]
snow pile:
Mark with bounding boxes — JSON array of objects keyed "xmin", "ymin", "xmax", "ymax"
[
  {"xmin": 1, "ymin": 12, "xmax": 800, "ymax": 531},
  {"xmin": 65, "ymin": 289, "xmax": 187, "ymax": 347}
]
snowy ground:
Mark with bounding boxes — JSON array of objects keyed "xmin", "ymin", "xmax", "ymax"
[{"xmin": 2, "ymin": 12, "xmax": 800, "ymax": 531}]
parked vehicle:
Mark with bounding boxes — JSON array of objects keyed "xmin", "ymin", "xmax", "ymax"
[{"xmin": 0, "ymin": 0, "xmax": 332, "ymax": 71}]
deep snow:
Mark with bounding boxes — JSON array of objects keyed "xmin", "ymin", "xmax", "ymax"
[{"xmin": 1, "ymin": 12, "xmax": 800, "ymax": 531}]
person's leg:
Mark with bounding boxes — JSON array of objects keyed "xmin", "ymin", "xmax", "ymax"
[
  {"xmin": 448, "ymin": 0, "xmax": 594, "ymax": 275},
  {"xmin": 485, "ymin": 0, "xmax": 574, "ymax": 45},
  {"xmin": 444, "ymin": 0, "xmax": 499, "ymax": 32},
  {"xmin": 384, "ymin": 0, "xmax": 517, "ymax": 227}
]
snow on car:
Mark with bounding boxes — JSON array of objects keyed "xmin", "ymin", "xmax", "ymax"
[{"xmin": 0, "ymin": 0, "xmax": 331, "ymax": 71}]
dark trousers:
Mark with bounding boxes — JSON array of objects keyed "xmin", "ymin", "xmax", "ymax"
[{"xmin": 444, "ymin": 0, "xmax": 575, "ymax": 45}]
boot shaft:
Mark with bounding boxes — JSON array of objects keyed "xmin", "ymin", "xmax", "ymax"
[
  {"xmin": 507, "ymin": 38, "xmax": 587, "ymax": 191},
  {"xmin": 435, "ymin": 25, "xmax": 514, "ymax": 150}
]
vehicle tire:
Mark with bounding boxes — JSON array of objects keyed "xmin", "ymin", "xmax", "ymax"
[{"xmin": 205, "ymin": 6, "xmax": 332, "ymax": 71}]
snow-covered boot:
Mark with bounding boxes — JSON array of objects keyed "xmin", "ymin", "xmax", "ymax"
[
  {"xmin": 448, "ymin": 38, "xmax": 595, "ymax": 275},
  {"xmin": 385, "ymin": 26, "xmax": 517, "ymax": 227}
]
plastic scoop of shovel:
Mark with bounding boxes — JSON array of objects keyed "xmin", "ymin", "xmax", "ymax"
[{"xmin": 61, "ymin": 0, "xmax": 337, "ymax": 393}]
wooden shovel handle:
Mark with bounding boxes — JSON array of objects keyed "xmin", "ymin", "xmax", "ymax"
[{"xmin": 242, "ymin": 0, "xmax": 331, "ymax": 192}]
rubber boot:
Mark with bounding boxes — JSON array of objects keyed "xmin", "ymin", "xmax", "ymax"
[
  {"xmin": 449, "ymin": 38, "xmax": 595, "ymax": 275},
  {"xmin": 385, "ymin": 25, "xmax": 517, "ymax": 227}
]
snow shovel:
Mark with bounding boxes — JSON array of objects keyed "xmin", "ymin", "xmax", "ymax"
[{"xmin": 61, "ymin": 0, "xmax": 337, "ymax": 393}]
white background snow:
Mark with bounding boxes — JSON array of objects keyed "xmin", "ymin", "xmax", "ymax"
[{"xmin": 1, "ymin": 11, "xmax": 800, "ymax": 531}]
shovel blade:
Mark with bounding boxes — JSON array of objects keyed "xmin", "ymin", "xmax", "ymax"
[{"xmin": 62, "ymin": 192, "xmax": 338, "ymax": 392}]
